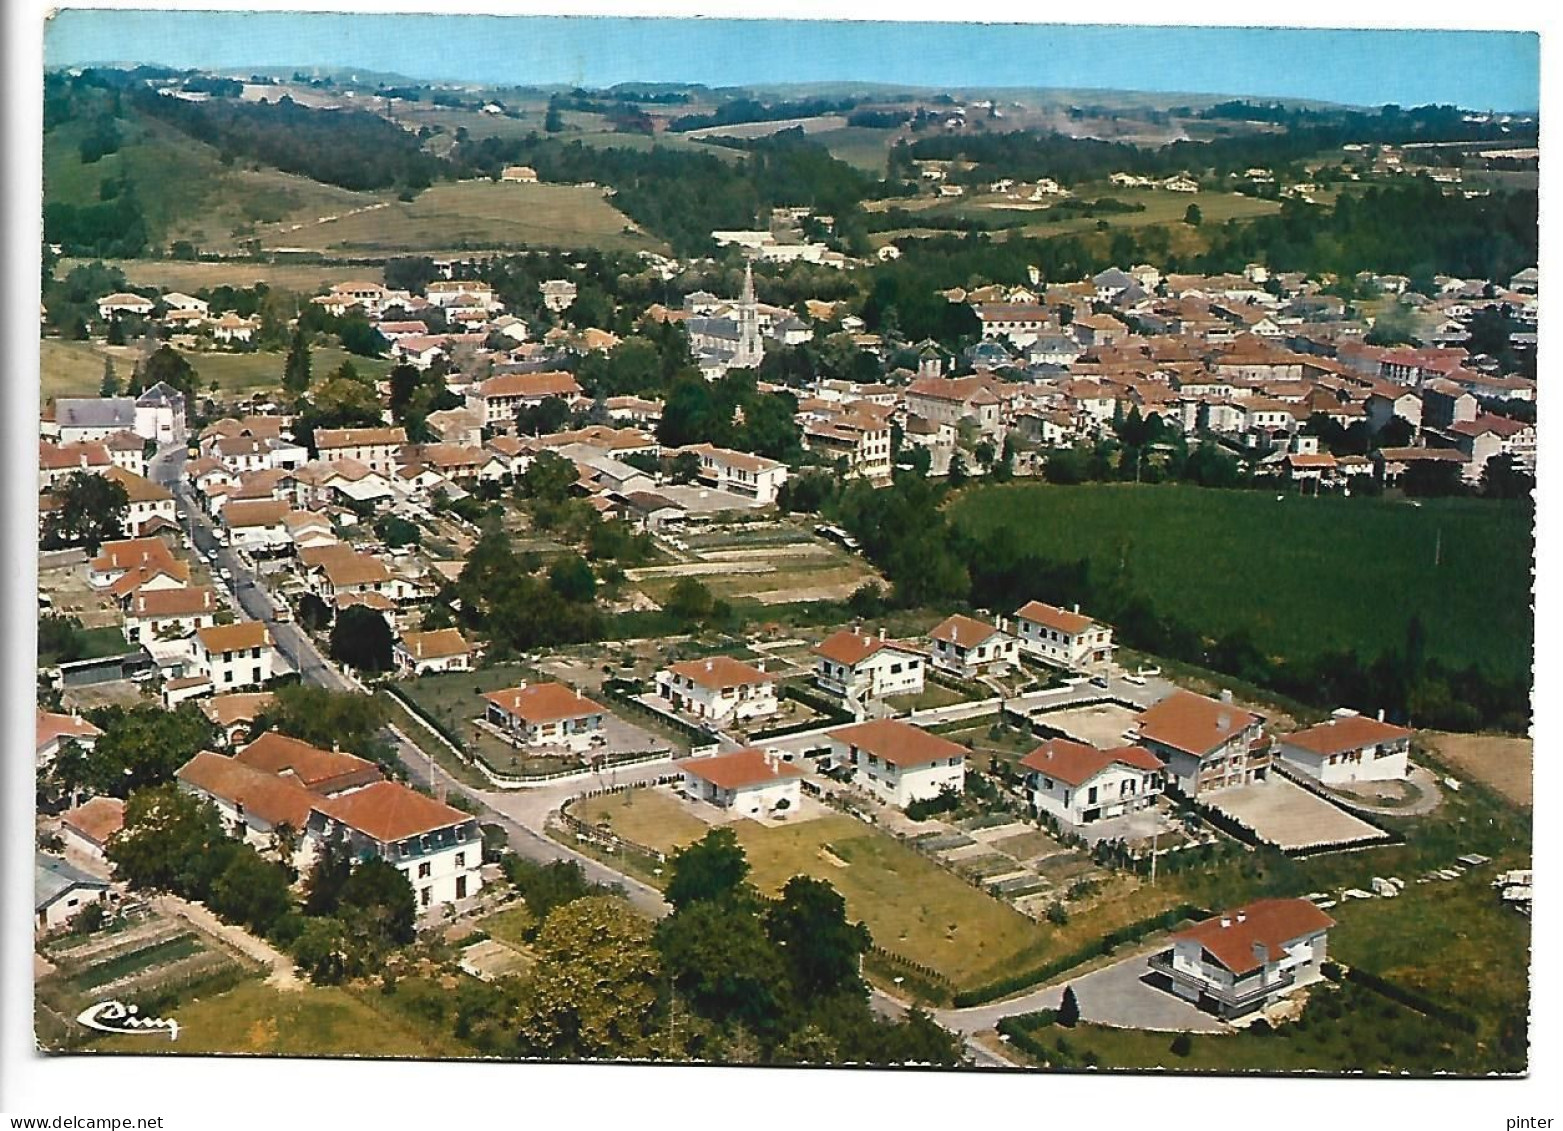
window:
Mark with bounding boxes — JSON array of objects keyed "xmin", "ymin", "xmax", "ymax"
[
  {"xmin": 418, "ymin": 862, "xmax": 431, "ymax": 879},
  {"xmin": 420, "ymin": 886, "xmax": 432, "ymax": 908},
  {"xmin": 455, "ymin": 852, "xmax": 466, "ymax": 868}
]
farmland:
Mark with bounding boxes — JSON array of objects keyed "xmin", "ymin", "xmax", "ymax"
[
  {"xmin": 950, "ymin": 483, "xmax": 1533, "ymax": 682},
  {"xmin": 58, "ymin": 257, "xmax": 386, "ymax": 294}
]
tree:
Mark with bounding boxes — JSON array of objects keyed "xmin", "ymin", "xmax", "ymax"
[
  {"xmin": 80, "ymin": 703, "xmax": 219, "ymax": 798},
  {"xmin": 547, "ymin": 553, "xmax": 597, "ymax": 604},
  {"xmin": 339, "ymin": 857, "xmax": 417, "ymax": 948},
  {"xmin": 209, "ymin": 847, "xmax": 295, "ymax": 936},
  {"xmin": 544, "ymin": 96, "xmax": 564, "ymax": 134},
  {"xmin": 303, "ymin": 830, "xmax": 354, "ymax": 916},
  {"xmin": 764, "ymin": 875, "xmax": 871, "ymax": 999},
  {"xmin": 518, "ymin": 450, "xmax": 579, "ymax": 504},
  {"xmin": 1183, "ymin": 203, "xmax": 1203, "ymax": 226},
  {"xmin": 133, "ymin": 345, "xmax": 199, "ymax": 401},
  {"xmin": 282, "ymin": 326, "xmax": 312, "ymax": 395},
  {"xmin": 374, "ymin": 514, "xmax": 422, "ymax": 548},
  {"xmin": 514, "ymin": 896, "xmax": 663, "ymax": 1059},
  {"xmin": 106, "ymin": 784, "xmax": 232, "ymax": 899},
  {"xmin": 41, "ymin": 472, "xmax": 129, "ymax": 551},
  {"xmin": 329, "ymin": 606, "xmax": 395, "ymax": 673},
  {"xmin": 99, "ymin": 358, "xmax": 120, "ymax": 396},
  {"xmin": 292, "ymin": 916, "xmax": 356, "ymax": 985},
  {"xmin": 664, "ymin": 577, "xmax": 715, "ymax": 627},
  {"xmin": 252, "ymin": 684, "xmax": 389, "ymax": 765},
  {"xmin": 665, "ymin": 827, "xmax": 752, "ymax": 911},
  {"xmin": 1058, "ymin": 984, "xmax": 1081, "ymax": 1027},
  {"xmin": 655, "ymin": 898, "xmax": 791, "ymax": 1038}
]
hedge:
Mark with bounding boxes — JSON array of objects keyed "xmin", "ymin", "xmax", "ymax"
[
  {"xmin": 952, "ymin": 904, "xmax": 1208, "ymax": 1007},
  {"xmin": 382, "ymin": 686, "xmax": 468, "ymax": 754},
  {"xmin": 1340, "ymin": 966, "xmax": 1479, "ymax": 1033}
]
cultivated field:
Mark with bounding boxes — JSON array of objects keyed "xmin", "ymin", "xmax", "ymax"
[
  {"xmin": 254, "ymin": 180, "xmax": 664, "ymax": 257},
  {"xmin": 1419, "ymin": 731, "xmax": 1533, "ymax": 808},
  {"xmin": 951, "ymin": 483, "xmax": 1533, "ymax": 682},
  {"xmin": 58, "ymin": 257, "xmax": 386, "ymax": 294}
]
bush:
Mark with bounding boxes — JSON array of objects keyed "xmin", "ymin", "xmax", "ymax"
[{"xmin": 1170, "ymin": 1032, "xmax": 1193, "ymax": 1057}]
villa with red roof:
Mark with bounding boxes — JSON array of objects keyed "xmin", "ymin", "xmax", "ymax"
[
  {"xmin": 1276, "ymin": 712, "xmax": 1414, "ymax": 785},
  {"xmin": 656, "ymin": 655, "xmax": 778, "ymax": 725},
  {"xmin": 812, "ymin": 627, "xmax": 926, "ymax": 704},
  {"xmin": 1149, "ymin": 898, "xmax": 1335, "ymax": 1019},
  {"xmin": 482, "ymin": 681, "xmax": 608, "ymax": 753},
  {"xmin": 36, "ymin": 709, "xmax": 102, "ymax": 767},
  {"xmin": 1010, "ymin": 601, "xmax": 1115, "ymax": 671},
  {"xmin": 826, "ymin": 718, "xmax": 967, "ymax": 808},
  {"xmin": 1020, "ymin": 738, "xmax": 1164, "ymax": 827},
  {"xmin": 1132, "ymin": 689, "xmax": 1271, "ymax": 796},
  {"xmin": 927, "ymin": 614, "xmax": 1018, "ymax": 678},
  {"xmin": 680, "ymin": 747, "xmax": 803, "ymax": 817},
  {"xmin": 305, "ymin": 780, "xmax": 483, "ymax": 909},
  {"xmin": 393, "ymin": 628, "xmax": 473, "ymax": 676}
]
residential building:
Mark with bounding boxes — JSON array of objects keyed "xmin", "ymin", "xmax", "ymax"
[
  {"xmin": 35, "ymin": 856, "xmax": 110, "ymax": 932},
  {"xmin": 123, "ymin": 586, "xmax": 219, "ymax": 645},
  {"xmin": 1010, "ymin": 601, "xmax": 1115, "ymax": 670},
  {"xmin": 221, "ymin": 499, "xmax": 292, "ymax": 556},
  {"xmin": 38, "ymin": 440, "xmax": 112, "ymax": 489},
  {"xmin": 104, "ymin": 467, "xmax": 177, "ymax": 535},
  {"xmin": 314, "ymin": 427, "xmax": 408, "ymax": 476},
  {"xmin": 233, "ymin": 732, "xmax": 384, "ymax": 797},
  {"xmin": 59, "ymin": 796, "xmax": 125, "ymax": 861},
  {"xmin": 481, "ymin": 681, "xmax": 608, "ymax": 753},
  {"xmin": 198, "ymin": 692, "xmax": 277, "ymax": 748},
  {"xmin": 812, "ymin": 628, "xmax": 926, "ymax": 703},
  {"xmin": 36, "ymin": 709, "xmax": 102, "ymax": 767},
  {"xmin": 905, "ymin": 376, "xmax": 1004, "ymax": 439},
  {"xmin": 669, "ymin": 443, "xmax": 789, "ymax": 504},
  {"xmin": 393, "ymin": 629, "xmax": 474, "ymax": 676},
  {"xmin": 1276, "ymin": 712, "xmax": 1413, "ymax": 785},
  {"xmin": 55, "ymin": 397, "xmax": 137, "ymax": 445},
  {"xmin": 927, "ymin": 614, "xmax": 1018, "ymax": 677},
  {"xmin": 306, "ymin": 781, "xmax": 484, "ymax": 908},
  {"xmin": 191, "ymin": 621, "xmax": 275, "ymax": 693},
  {"xmin": 465, "ymin": 371, "xmax": 583, "ymax": 428},
  {"xmin": 827, "ymin": 719, "xmax": 967, "ymax": 809},
  {"xmin": 1020, "ymin": 739, "xmax": 1164, "ymax": 827},
  {"xmin": 1132, "ymin": 689, "xmax": 1270, "ymax": 796},
  {"xmin": 681, "ymin": 747, "xmax": 803, "ymax": 817},
  {"xmin": 177, "ymin": 749, "xmax": 321, "ymax": 860},
  {"xmin": 1149, "ymin": 899, "xmax": 1335, "ymax": 1019},
  {"xmin": 656, "ymin": 656, "xmax": 779, "ymax": 725}
]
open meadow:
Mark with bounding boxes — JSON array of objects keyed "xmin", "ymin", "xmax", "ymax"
[{"xmin": 951, "ymin": 483, "xmax": 1533, "ymax": 682}]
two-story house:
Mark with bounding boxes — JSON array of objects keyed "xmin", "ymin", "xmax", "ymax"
[
  {"xmin": 668, "ymin": 443, "xmax": 790, "ymax": 504},
  {"xmin": 927, "ymin": 614, "xmax": 1018, "ymax": 678},
  {"xmin": 1010, "ymin": 601, "xmax": 1115, "ymax": 671},
  {"xmin": 305, "ymin": 781, "xmax": 484, "ymax": 909},
  {"xmin": 811, "ymin": 628, "xmax": 926, "ymax": 704},
  {"xmin": 191, "ymin": 621, "xmax": 275, "ymax": 694},
  {"xmin": 464, "ymin": 371, "xmax": 583, "ymax": 429},
  {"xmin": 1131, "ymin": 689, "xmax": 1270, "ymax": 796},
  {"xmin": 314, "ymin": 427, "xmax": 408, "ymax": 476},
  {"xmin": 123, "ymin": 585, "xmax": 219, "ymax": 645},
  {"xmin": 827, "ymin": 719, "xmax": 968, "ymax": 809},
  {"xmin": 656, "ymin": 656, "xmax": 778, "ymax": 725},
  {"xmin": 1149, "ymin": 898, "xmax": 1335, "ymax": 1019},
  {"xmin": 1020, "ymin": 738, "xmax": 1164, "ymax": 827}
]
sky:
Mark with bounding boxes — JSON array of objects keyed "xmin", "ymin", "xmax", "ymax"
[{"xmin": 42, "ymin": 11, "xmax": 1540, "ymax": 112}]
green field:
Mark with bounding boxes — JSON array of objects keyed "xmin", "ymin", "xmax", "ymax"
[
  {"xmin": 951, "ymin": 483, "xmax": 1532, "ymax": 681},
  {"xmin": 255, "ymin": 180, "xmax": 664, "ymax": 257},
  {"xmin": 40, "ymin": 338, "xmax": 392, "ymax": 403},
  {"xmin": 58, "ymin": 257, "xmax": 387, "ymax": 294}
]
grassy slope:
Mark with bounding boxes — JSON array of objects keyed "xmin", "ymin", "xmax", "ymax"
[
  {"xmin": 57, "ymin": 257, "xmax": 386, "ymax": 294},
  {"xmin": 951, "ymin": 483, "xmax": 1532, "ymax": 680}
]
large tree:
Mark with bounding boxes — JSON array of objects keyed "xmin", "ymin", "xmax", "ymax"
[
  {"xmin": 41, "ymin": 472, "xmax": 129, "ymax": 551},
  {"xmin": 282, "ymin": 326, "xmax": 312, "ymax": 395},
  {"xmin": 514, "ymin": 896, "xmax": 663, "ymax": 1059},
  {"xmin": 656, "ymin": 897, "xmax": 792, "ymax": 1040},
  {"xmin": 764, "ymin": 875, "xmax": 872, "ymax": 999},
  {"xmin": 328, "ymin": 606, "xmax": 395, "ymax": 673},
  {"xmin": 339, "ymin": 857, "xmax": 417, "ymax": 948},
  {"xmin": 107, "ymin": 784, "xmax": 233, "ymax": 898},
  {"xmin": 664, "ymin": 827, "xmax": 753, "ymax": 911},
  {"xmin": 209, "ymin": 847, "xmax": 295, "ymax": 936},
  {"xmin": 82, "ymin": 703, "xmax": 219, "ymax": 798}
]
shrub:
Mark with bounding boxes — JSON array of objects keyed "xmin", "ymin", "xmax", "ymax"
[
  {"xmin": 1057, "ymin": 985, "xmax": 1080, "ymax": 1027},
  {"xmin": 1170, "ymin": 1032, "xmax": 1193, "ymax": 1057}
]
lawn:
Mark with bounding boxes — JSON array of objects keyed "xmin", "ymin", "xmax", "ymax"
[
  {"xmin": 572, "ymin": 788, "xmax": 712, "ymax": 853},
  {"xmin": 951, "ymin": 482, "xmax": 1532, "ymax": 682},
  {"xmin": 883, "ymin": 681, "xmax": 971, "ymax": 713},
  {"xmin": 91, "ymin": 979, "xmax": 478, "ymax": 1058},
  {"xmin": 1418, "ymin": 731, "xmax": 1533, "ymax": 808},
  {"xmin": 255, "ymin": 180, "xmax": 664, "ymax": 257}
]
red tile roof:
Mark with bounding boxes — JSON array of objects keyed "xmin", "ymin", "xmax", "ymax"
[
  {"xmin": 828, "ymin": 719, "xmax": 967, "ymax": 768},
  {"xmin": 196, "ymin": 621, "xmax": 271, "ymax": 654},
  {"xmin": 666, "ymin": 655, "xmax": 771, "ymax": 690},
  {"xmin": 482, "ymin": 681, "xmax": 604, "ymax": 724},
  {"xmin": 812, "ymin": 628, "xmax": 922, "ymax": 667},
  {"xmin": 36, "ymin": 710, "xmax": 102, "ymax": 752},
  {"xmin": 235, "ymin": 731, "xmax": 382, "ymax": 793},
  {"xmin": 1013, "ymin": 601, "xmax": 1098, "ymax": 635},
  {"xmin": 398, "ymin": 628, "xmax": 471, "ymax": 661},
  {"xmin": 682, "ymin": 747, "xmax": 804, "ymax": 790},
  {"xmin": 1019, "ymin": 738, "xmax": 1162, "ymax": 787},
  {"xmin": 1281, "ymin": 715, "xmax": 1412, "ymax": 757},
  {"xmin": 1136, "ymin": 690, "xmax": 1259, "ymax": 758},
  {"xmin": 929, "ymin": 614, "xmax": 1007, "ymax": 650},
  {"xmin": 177, "ymin": 750, "xmax": 320, "ymax": 829},
  {"xmin": 1173, "ymin": 898, "xmax": 1336, "ymax": 976},
  {"xmin": 61, "ymin": 796, "xmax": 125, "ymax": 847},
  {"xmin": 312, "ymin": 780, "xmax": 472, "ymax": 842}
]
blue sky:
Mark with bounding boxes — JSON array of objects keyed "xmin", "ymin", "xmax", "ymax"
[{"xmin": 43, "ymin": 13, "xmax": 1539, "ymax": 112}]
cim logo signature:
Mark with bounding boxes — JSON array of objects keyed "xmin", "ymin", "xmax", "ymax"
[{"xmin": 76, "ymin": 1000, "xmax": 180, "ymax": 1041}]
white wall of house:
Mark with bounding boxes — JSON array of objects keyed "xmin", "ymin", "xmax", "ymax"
[
  {"xmin": 394, "ymin": 649, "xmax": 471, "ymax": 676},
  {"xmin": 814, "ymin": 650, "xmax": 924, "ymax": 701},
  {"xmin": 931, "ymin": 633, "xmax": 1017, "ymax": 677},
  {"xmin": 37, "ymin": 885, "xmax": 109, "ymax": 931},
  {"xmin": 1028, "ymin": 764, "xmax": 1160, "ymax": 827},
  {"xmin": 656, "ymin": 673, "xmax": 778, "ymax": 723},
  {"xmin": 1013, "ymin": 618, "xmax": 1114, "ymax": 669},
  {"xmin": 486, "ymin": 704, "xmax": 605, "ymax": 753},
  {"xmin": 195, "ymin": 641, "xmax": 275, "ymax": 691},
  {"xmin": 681, "ymin": 773, "xmax": 801, "ymax": 817},
  {"xmin": 1277, "ymin": 738, "xmax": 1409, "ymax": 785},
  {"xmin": 830, "ymin": 742, "xmax": 966, "ymax": 809}
]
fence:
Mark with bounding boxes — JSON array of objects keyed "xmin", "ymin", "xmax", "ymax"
[
  {"xmin": 556, "ymin": 778, "xmax": 683, "ymax": 864},
  {"xmin": 598, "ymin": 681, "xmax": 710, "ymax": 746},
  {"xmin": 864, "ymin": 945, "xmax": 956, "ymax": 1005}
]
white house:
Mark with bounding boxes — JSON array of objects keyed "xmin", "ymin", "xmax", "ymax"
[
  {"xmin": 1010, "ymin": 601, "xmax": 1115, "ymax": 671},
  {"xmin": 35, "ymin": 709, "xmax": 102, "ymax": 768},
  {"xmin": 393, "ymin": 628, "xmax": 473, "ymax": 676},
  {"xmin": 35, "ymin": 856, "xmax": 111, "ymax": 932},
  {"xmin": 1150, "ymin": 898, "xmax": 1335, "ymax": 1019},
  {"xmin": 123, "ymin": 585, "xmax": 219, "ymax": 645},
  {"xmin": 669, "ymin": 443, "xmax": 789, "ymax": 504},
  {"xmin": 59, "ymin": 796, "xmax": 125, "ymax": 861},
  {"xmin": 221, "ymin": 499, "xmax": 293, "ymax": 556},
  {"xmin": 481, "ymin": 681, "xmax": 608, "ymax": 754},
  {"xmin": 465, "ymin": 371, "xmax": 583, "ymax": 429},
  {"xmin": 314, "ymin": 427, "xmax": 408, "ymax": 476},
  {"xmin": 680, "ymin": 747, "xmax": 803, "ymax": 817},
  {"xmin": 177, "ymin": 749, "xmax": 320, "ymax": 863},
  {"xmin": 306, "ymin": 781, "xmax": 484, "ymax": 909},
  {"xmin": 1132, "ymin": 689, "xmax": 1270, "ymax": 796},
  {"xmin": 927, "ymin": 614, "xmax": 1018, "ymax": 677},
  {"xmin": 656, "ymin": 655, "xmax": 778, "ymax": 725},
  {"xmin": 812, "ymin": 628, "xmax": 925, "ymax": 705},
  {"xmin": 1020, "ymin": 738, "xmax": 1164, "ymax": 827},
  {"xmin": 1276, "ymin": 712, "xmax": 1413, "ymax": 785},
  {"xmin": 191, "ymin": 621, "xmax": 276, "ymax": 693},
  {"xmin": 826, "ymin": 718, "xmax": 967, "ymax": 809}
]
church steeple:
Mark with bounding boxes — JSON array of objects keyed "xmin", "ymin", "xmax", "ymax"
[{"xmin": 734, "ymin": 258, "xmax": 763, "ymax": 369}]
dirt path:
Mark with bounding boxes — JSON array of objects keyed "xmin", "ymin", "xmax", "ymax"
[{"xmin": 152, "ymin": 894, "xmax": 302, "ymax": 992}]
